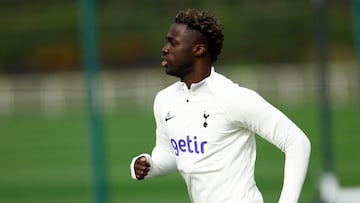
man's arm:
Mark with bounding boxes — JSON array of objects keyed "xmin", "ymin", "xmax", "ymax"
[
  {"xmin": 229, "ymin": 88, "xmax": 311, "ymax": 202},
  {"xmin": 130, "ymin": 143, "xmax": 177, "ymax": 180},
  {"xmin": 278, "ymin": 126, "xmax": 310, "ymax": 203},
  {"xmin": 130, "ymin": 93, "xmax": 177, "ymax": 180},
  {"xmin": 251, "ymin": 93, "xmax": 310, "ymax": 203}
]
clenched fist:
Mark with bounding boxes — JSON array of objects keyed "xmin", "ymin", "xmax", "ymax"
[{"xmin": 133, "ymin": 156, "xmax": 150, "ymax": 180}]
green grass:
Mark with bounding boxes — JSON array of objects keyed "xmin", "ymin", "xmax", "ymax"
[{"xmin": 0, "ymin": 103, "xmax": 359, "ymax": 203}]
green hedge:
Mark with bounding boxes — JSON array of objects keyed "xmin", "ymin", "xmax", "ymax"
[{"xmin": 0, "ymin": 1, "xmax": 354, "ymax": 73}]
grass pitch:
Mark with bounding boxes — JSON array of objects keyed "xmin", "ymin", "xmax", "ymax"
[{"xmin": 0, "ymin": 103, "xmax": 359, "ymax": 203}]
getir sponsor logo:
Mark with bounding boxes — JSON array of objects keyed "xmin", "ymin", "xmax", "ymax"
[{"xmin": 170, "ymin": 135, "xmax": 208, "ymax": 156}]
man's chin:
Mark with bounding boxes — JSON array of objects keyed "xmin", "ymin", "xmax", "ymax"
[
  {"xmin": 165, "ymin": 68, "xmax": 180, "ymax": 78},
  {"xmin": 165, "ymin": 68, "xmax": 173, "ymax": 75}
]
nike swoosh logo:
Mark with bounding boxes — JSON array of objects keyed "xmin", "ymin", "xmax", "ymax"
[{"xmin": 165, "ymin": 116, "xmax": 175, "ymax": 121}]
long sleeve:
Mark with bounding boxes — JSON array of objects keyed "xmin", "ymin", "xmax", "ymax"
[
  {"xmin": 278, "ymin": 124, "xmax": 311, "ymax": 203},
  {"xmin": 130, "ymin": 145, "xmax": 177, "ymax": 180},
  {"xmin": 227, "ymin": 88, "xmax": 311, "ymax": 203},
  {"xmin": 130, "ymin": 93, "xmax": 177, "ymax": 180}
]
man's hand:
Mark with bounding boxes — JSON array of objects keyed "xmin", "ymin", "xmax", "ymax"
[{"xmin": 134, "ymin": 156, "xmax": 150, "ymax": 180}]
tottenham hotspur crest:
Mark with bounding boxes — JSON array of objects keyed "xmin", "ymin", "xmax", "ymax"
[{"xmin": 203, "ymin": 111, "xmax": 209, "ymax": 127}]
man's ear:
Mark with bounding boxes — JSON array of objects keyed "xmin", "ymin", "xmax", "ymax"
[{"xmin": 193, "ymin": 44, "xmax": 207, "ymax": 57}]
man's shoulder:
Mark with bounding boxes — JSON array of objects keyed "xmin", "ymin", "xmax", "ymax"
[
  {"xmin": 210, "ymin": 71, "xmax": 257, "ymax": 97},
  {"xmin": 154, "ymin": 81, "xmax": 179, "ymax": 103},
  {"xmin": 158, "ymin": 81, "xmax": 179, "ymax": 94}
]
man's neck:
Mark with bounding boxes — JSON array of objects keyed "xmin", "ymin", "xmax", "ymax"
[{"xmin": 182, "ymin": 66, "xmax": 212, "ymax": 89}]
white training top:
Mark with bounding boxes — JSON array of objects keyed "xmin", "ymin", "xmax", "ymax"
[{"xmin": 131, "ymin": 68, "xmax": 311, "ymax": 203}]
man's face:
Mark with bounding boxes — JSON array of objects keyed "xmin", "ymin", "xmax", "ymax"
[{"xmin": 161, "ymin": 23, "xmax": 196, "ymax": 78}]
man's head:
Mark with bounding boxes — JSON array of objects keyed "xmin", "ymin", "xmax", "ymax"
[
  {"xmin": 174, "ymin": 9, "xmax": 224, "ymax": 62},
  {"xmin": 161, "ymin": 9, "xmax": 224, "ymax": 80}
]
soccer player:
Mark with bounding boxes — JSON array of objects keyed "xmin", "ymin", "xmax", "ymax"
[{"xmin": 130, "ymin": 8, "xmax": 311, "ymax": 203}]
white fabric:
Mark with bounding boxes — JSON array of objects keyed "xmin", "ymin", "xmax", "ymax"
[{"xmin": 130, "ymin": 67, "xmax": 310, "ymax": 203}]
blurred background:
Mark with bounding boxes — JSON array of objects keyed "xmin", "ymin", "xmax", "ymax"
[{"xmin": 0, "ymin": 0, "xmax": 359, "ymax": 203}]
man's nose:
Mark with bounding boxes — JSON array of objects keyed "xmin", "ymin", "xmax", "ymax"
[{"xmin": 162, "ymin": 45, "xmax": 169, "ymax": 54}]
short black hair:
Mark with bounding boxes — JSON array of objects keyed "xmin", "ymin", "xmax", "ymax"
[{"xmin": 175, "ymin": 9, "xmax": 224, "ymax": 62}]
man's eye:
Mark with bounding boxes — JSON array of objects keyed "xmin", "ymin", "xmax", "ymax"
[
  {"xmin": 165, "ymin": 38, "xmax": 176, "ymax": 46},
  {"xmin": 170, "ymin": 40, "xmax": 177, "ymax": 46}
]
